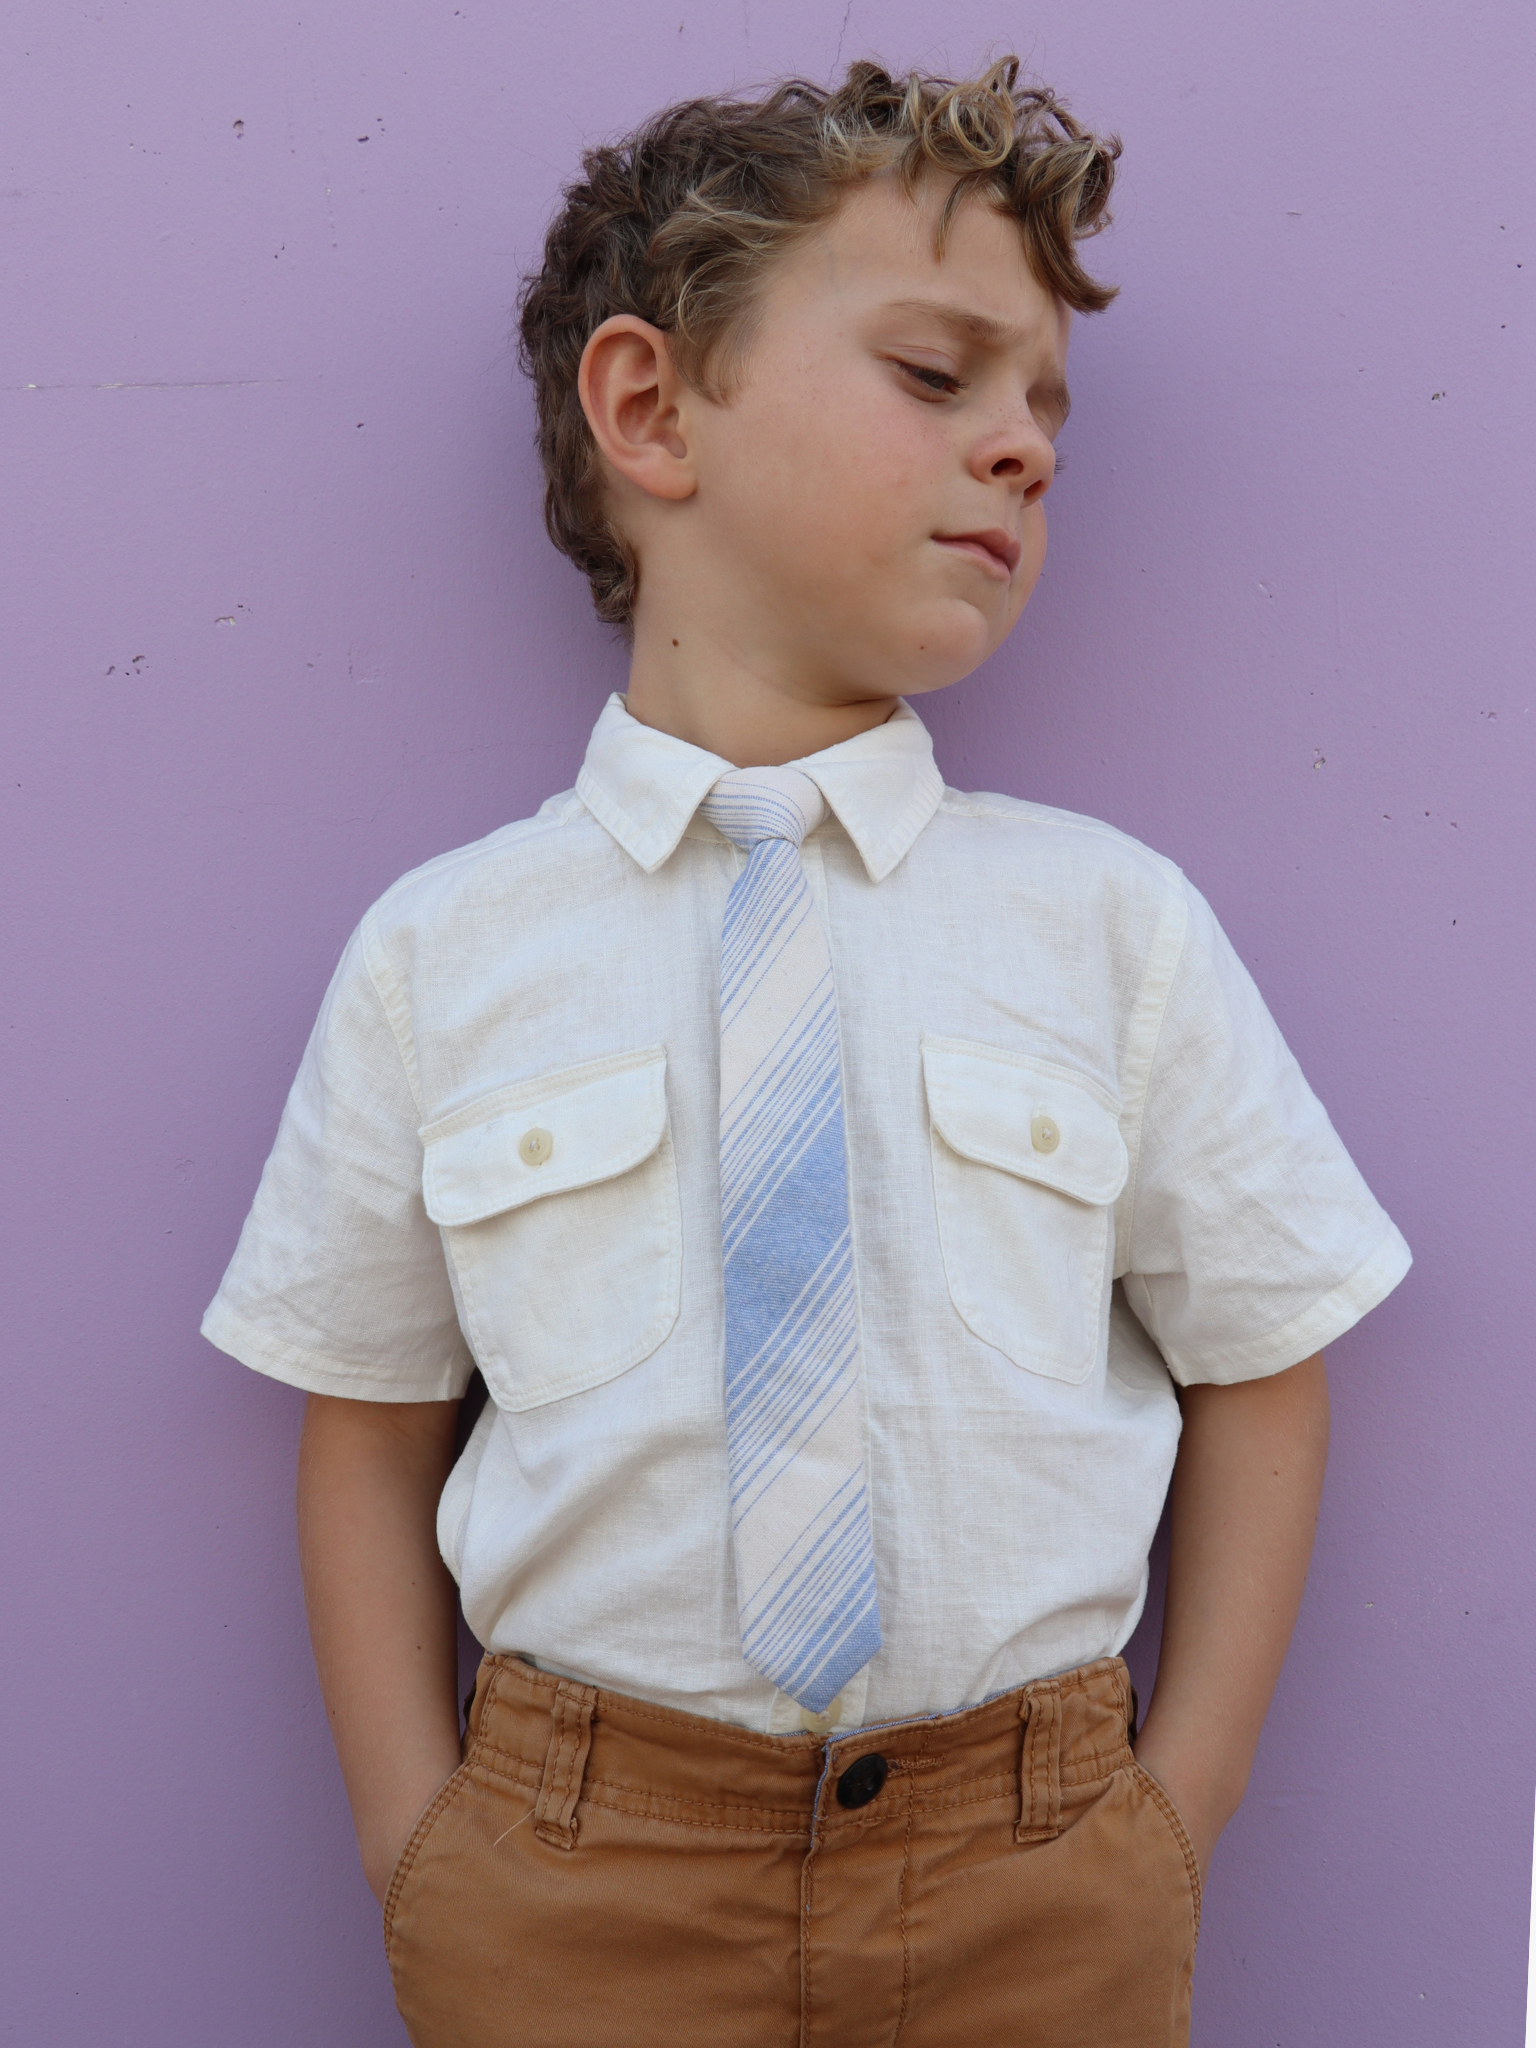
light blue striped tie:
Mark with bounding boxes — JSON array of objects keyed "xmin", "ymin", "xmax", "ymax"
[{"xmin": 700, "ymin": 766, "xmax": 881, "ymax": 1714}]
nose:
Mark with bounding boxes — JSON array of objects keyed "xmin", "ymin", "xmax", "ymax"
[{"xmin": 968, "ymin": 413, "xmax": 1056, "ymax": 506}]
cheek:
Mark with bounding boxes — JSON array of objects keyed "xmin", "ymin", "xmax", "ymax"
[
  {"xmin": 735, "ymin": 382, "xmax": 934, "ymax": 561},
  {"xmin": 1015, "ymin": 508, "xmax": 1048, "ymax": 603}
]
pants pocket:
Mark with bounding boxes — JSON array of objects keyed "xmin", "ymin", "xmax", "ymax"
[
  {"xmin": 1128, "ymin": 1760, "xmax": 1203, "ymax": 1940},
  {"xmin": 382, "ymin": 1761, "xmax": 477, "ymax": 1962}
]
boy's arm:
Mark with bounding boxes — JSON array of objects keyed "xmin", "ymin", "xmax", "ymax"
[
  {"xmin": 1132, "ymin": 1352, "xmax": 1330, "ymax": 1880},
  {"xmin": 297, "ymin": 1393, "xmax": 465, "ymax": 1904}
]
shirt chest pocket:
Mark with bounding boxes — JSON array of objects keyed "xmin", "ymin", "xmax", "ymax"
[
  {"xmin": 921, "ymin": 1035, "xmax": 1129, "ymax": 1386},
  {"xmin": 419, "ymin": 1045, "xmax": 682, "ymax": 1412}
]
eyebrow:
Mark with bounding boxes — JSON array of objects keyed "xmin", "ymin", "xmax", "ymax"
[{"xmin": 878, "ymin": 296, "xmax": 1072, "ymax": 422}]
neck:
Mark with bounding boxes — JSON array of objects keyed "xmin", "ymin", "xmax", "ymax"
[{"xmin": 623, "ymin": 605, "xmax": 898, "ymax": 769}]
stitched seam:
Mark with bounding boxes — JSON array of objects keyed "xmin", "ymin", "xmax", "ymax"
[
  {"xmin": 1132, "ymin": 1763, "xmax": 1203, "ymax": 1942},
  {"xmin": 480, "ymin": 1669, "xmax": 818, "ymax": 1752},
  {"xmin": 474, "ymin": 1745, "xmax": 816, "ymax": 1819},
  {"xmin": 892, "ymin": 1781, "xmax": 915, "ymax": 2043},
  {"xmin": 468, "ymin": 1662, "xmax": 507, "ymax": 1763},
  {"xmin": 933, "ymin": 794, "xmax": 1186, "ymax": 888},
  {"xmin": 928, "ymin": 1128, "xmax": 1104, "ymax": 1382},
  {"xmin": 471, "ymin": 1769, "xmax": 1108, "ymax": 1831},
  {"xmin": 1059, "ymin": 1749, "xmax": 1129, "ymax": 1785},
  {"xmin": 439, "ymin": 1129, "xmax": 682, "ymax": 1411},
  {"xmin": 1120, "ymin": 884, "xmax": 1190, "ymax": 1279},
  {"xmin": 196, "ymin": 1302, "xmax": 471, "ymax": 1403},
  {"xmin": 557, "ymin": 1700, "xmax": 583, "ymax": 1816},
  {"xmin": 370, "ymin": 794, "xmax": 582, "ymax": 913},
  {"xmin": 1156, "ymin": 1221, "xmax": 1409, "ymax": 1384},
  {"xmin": 1033, "ymin": 1707, "xmax": 1048, "ymax": 1829},
  {"xmin": 913, "ymin": 1782, "xmax": 1042, "ymax": 1819},
  {"xmin": 815, "ymin": 1807, "xmax": 909, "ymax": 1839},
  {"xmin": 800, "ymin": 1827, "xmax": 817, "ymax": 2048},
  {"xmin": 1018, "ymin": 1688, "xmax": 1063, "ymax": 1842},
  {"xmin": 419, "ymin": 1043, "xmax": 668, "ymax": 1145},
  {"xmin": 552, "ymin": 1721, "xmax": 576, "ymax": 1820},
  {"xmin": 571, "ymin": 1788, "xmax": 810, "ymax": 1836},
  {"xmin": 381, "ymin": 1760, "xmax": 473, "ymax": 1960},
  {"xmin": 546, "ymin": 1719, "xmax": 569, "ymax": 1816},
  {"xmin": 472, "ymin": 1745, "xmax": 543, "ymax": 1786},
  {"xmin": 476, "ymin": 1747, "xmax": 1114, "ymax": 1804},
  {"xmin": 478, "ymin": 1662, "xmax": 1124, "ymax": 1791},
  {"xmin": 583, "ymin": 1777, "xmax": 815, "ymax": 1822},
  {"xmin": 359, "ymin": 908, "xmax": 425, "ymax": 1115},
  {"xmin": 470, "ymin": 1768, "xmax": 1076, "ymax": 1828},
  {"xmin": 1046, "ymin": 1658, "xmax": 1124, "ymax": 1696},
  {"xmin": 535, "ymin": 1695, "xmax": 570, "ymax": 1840},
  {"xmin": 595, "ymin": 1697, "xmax": 813, "ymax": 1749},
  {"xmin": 537, "ymin": 1719, "xmax": 568, "ymax": 1827},
  {"xmin": 540, "ymin": 1692, "xmax": 590, "ymax": 1837},
  {"xmin": 1027, "ymin": 1703, "xmax": 1046, "ymax": 1831}
]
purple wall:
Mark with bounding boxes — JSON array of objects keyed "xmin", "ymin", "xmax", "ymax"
[{"xmin": 4, "ymin": 2, "xmax": 1531, "ymax": 2038}]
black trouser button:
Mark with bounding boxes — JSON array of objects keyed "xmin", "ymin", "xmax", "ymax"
[{"xmin": 835, "ymin": 1753, "xmax": 888, "ymax": 1808}]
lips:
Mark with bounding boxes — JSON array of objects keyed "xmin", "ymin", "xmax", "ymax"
[{"xmin": 933, "ymin": 528, "xmax": 1023, "ymax": 579}]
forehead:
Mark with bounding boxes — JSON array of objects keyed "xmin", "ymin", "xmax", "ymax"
[{"xmin": 775, "ymin": 169, "xmax": 1065, "ymax": 346}]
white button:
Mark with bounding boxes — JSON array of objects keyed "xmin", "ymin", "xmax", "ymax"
[
  {"xmin": 518, "ymin": 1126, "xmax": 554, "ymax": 1167},
  {"xmin": 797, "ymin": 1685, "xmax": 846, "ymax": 1734},
  {"xmin": 1030, "ymin": 1114, "xmax": 1060, "ymax": 1154}
]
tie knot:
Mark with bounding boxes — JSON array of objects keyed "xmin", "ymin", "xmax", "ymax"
[{"xmin": 700, "ymin": 766, "xmax": 826, "ymax": 851}]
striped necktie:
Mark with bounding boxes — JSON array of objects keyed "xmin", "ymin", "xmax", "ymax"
[{"xmin": 700, "ymin": 766, "xmax": 882, "ymax": 1714}]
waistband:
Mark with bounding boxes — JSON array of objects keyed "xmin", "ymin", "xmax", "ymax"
[{"xmin": 464, "ymin": 1654, "xmax": 1137, "ymax": 1851}]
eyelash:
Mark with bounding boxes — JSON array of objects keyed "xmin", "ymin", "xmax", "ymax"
[{"xmin": 896, "ymin": 360, "xmax": 963, "ymax": 398}]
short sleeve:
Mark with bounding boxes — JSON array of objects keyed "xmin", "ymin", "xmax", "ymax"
[
  {"xmin": 1121, "ymin": 878, "xmax": 1411, "ymax": 1386},
  {"xmin": 200, "ymin": 915, "xmax": 475, "ymax": 1402}
]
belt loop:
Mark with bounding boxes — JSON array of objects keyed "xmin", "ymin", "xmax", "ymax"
[
  {"xmin": 534, "ymin": 1678, "xmax": 596, "ymax": 1851},
  {"xmin": 1015, "ymin": 1682, "xmax": 1063, "ymax": 1845}
]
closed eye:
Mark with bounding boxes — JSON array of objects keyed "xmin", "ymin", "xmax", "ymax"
[{"xmin": 894, "ymin": 359, "xmax": 963, "ymax": 398}]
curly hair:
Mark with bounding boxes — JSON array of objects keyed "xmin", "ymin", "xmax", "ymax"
[{"xmin": 517, "ymin": 58, "xmax": 1121, "ymax": 629}]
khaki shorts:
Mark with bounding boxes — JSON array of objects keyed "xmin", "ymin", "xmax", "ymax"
[{"xmin": 385, "ymin": 1652, "xmax": 1199, "ymax": 2047}]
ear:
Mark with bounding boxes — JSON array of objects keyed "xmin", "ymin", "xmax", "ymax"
[{"xmin": 577, "ymin": 316, "xmax": 698, "ymax": 504}]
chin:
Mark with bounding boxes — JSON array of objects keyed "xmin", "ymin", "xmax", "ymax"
[{"xmin": 889, "ymin": 604, "xmax": 999, "ymax": 694}]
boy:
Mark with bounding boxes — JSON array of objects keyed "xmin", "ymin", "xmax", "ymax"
[{"xmin": 204, "ymin": 58, "xmax": 1410, "ymax": 2047}]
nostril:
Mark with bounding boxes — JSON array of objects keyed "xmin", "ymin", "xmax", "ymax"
[{"xmin": 991, "ymin": 457, "xmax": 1024, "ymax": 478}]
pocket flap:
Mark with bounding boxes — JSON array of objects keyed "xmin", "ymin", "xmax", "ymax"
[
  {"xmin": 921, "ymin": 1035, "xmax": 1128, "ymax": 1206},
  {"xmin": 420, "ymin": 1046, "xmax": 669, "ymax": 1227}
]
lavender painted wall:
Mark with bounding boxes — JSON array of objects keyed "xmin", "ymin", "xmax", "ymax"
[{"xmin": 4, "ymin": 1, "xmax": 1531, "ymax": 2038}]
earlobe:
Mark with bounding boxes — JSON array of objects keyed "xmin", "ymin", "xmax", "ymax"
[{"xmin": 577, "ymin": 316, "xmax": 697, "ymax": 504}]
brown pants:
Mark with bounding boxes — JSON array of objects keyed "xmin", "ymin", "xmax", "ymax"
[{"xmin": 385, "ymin": 1653, "xmax": 1199, "ymax": 2047}]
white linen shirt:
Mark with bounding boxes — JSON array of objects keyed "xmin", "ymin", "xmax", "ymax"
[{"xmin": 203, "ymin": 694, "xmax": 1410, "ymax": 1733}]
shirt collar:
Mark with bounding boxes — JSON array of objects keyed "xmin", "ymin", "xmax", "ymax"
[{"xmin": 575, "ymin": 693, "xmax": 946, "ymax": 884}]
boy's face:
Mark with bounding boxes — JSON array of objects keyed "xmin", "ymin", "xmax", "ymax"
[{"xmin": 681, "ymin": 171, "xmax": 1072, "ymax": 706}]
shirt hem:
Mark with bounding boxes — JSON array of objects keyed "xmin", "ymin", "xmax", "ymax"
[
  {"xmin": 200, "ymin": 1299, "xmax": 474, "ymax": 1402},
  {"xmin": 1157, "ymin": 1223, "xmax": 1412, "ymax": 1386}
]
